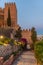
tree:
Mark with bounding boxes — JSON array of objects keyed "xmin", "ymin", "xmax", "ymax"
[
  {"xmin": 31, "ymin": 27, "xmax": 37, "ymax": 49},
  {"xmin": 31, "ymin": 27, "xmax": 37, "ymax": 43},
  {"xmin": 7, "ymin": 7, "xmax": 11, "ymax": 26},
  {"xmin": 15, "ymin": 27, "xmax": 22, "ymax": 40}
]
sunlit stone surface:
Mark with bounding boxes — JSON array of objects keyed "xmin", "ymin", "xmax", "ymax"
[{"xmin": 13, "ymin": 51, "xmax": 37, "ymax": 65}]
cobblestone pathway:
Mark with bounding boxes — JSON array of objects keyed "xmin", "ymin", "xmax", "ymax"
[{"xmin": 12, "ymin": 51, "xmax": 37, "ymax": 65}]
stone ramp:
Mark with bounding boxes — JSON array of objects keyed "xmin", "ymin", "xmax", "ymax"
[{"xmin": 12, "ymin": 51, "xmax": 37, "ymax": 65}]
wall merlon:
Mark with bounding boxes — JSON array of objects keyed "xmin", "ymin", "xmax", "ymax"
[
  {"xmin": 22, "ymin": 29, "xmax": 31, "ymax": 32},
  {"xmin": 5, "ymin": 2, "xmax": 16, "ymax": 6}
]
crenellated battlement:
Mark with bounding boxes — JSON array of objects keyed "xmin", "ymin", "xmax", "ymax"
[
  {"xmin": 0, "ymin": 2, "xmax": 32, "ymax": 43},
  {"xmin": 5, "ymin": 2, "xmax": 16, "ymax": 7},
  {"xmin": 22, "ymin": 29, "xmax": 31, "ymax": 32}
]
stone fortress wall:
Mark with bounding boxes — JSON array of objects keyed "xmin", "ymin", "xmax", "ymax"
[
  {"xmin": 0, "ymin": 2, "xmax": 32, "ymax": 44},
  {"xmin": 22, "ymin": 29, "xmax": 32, "ymax": 44}
]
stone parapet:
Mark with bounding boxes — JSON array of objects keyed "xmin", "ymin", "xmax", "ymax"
[{"xmin": 0, "ymin": 44, "xmax": 12, "ymax": 57}]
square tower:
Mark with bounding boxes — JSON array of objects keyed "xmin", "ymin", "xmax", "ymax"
[{"xmin": 4, "ymin": 3, "xmax": 17, "ymax": 27}]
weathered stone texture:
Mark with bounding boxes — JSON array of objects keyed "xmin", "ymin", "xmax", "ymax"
[
  {"xmin": 0, "ymin": 3, "xmax": 32, "ymax": 43},
  {"xmin": 22, "ymin": 29, "xmax": 32, "ymax": 44},
  {"xmin": 4, "ymin": 3, "xmax": 17, "ymax": 27},
  {"xmin": 0, "ymin": 3, "xmax": 17, "ymax": 28}
]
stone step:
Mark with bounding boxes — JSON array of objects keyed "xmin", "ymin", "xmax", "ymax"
[{"xmin": 12, "ymin": 51, "xmax": 37, "ymax": 65}]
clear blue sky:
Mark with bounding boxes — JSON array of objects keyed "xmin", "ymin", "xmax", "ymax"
[{"xmin": 0, "ymin": 0, "xmax": 43, "ymax": 35}]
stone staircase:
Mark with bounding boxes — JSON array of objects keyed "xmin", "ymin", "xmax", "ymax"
[{"xmin": 13, "ymin": 51, "xmax": 37, "ymax": 65}]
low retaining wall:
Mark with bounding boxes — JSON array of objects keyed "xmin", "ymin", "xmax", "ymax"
[
  {"xmin": 0, "ymin": 50, "xmax": 22, "ymax": 65},
  {"xmin": 0, "ymin": 44, "xmax": 20, "ymax": 57},
  {"xmin": 0, "ymin": 44, "xmax": 12, "ymax": 57},
  {"xmin": 0, "ymin": 44, "xmax": 21, "ymax": 65}
]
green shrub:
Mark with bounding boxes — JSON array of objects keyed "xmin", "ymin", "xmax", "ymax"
[
  {"xmin": 4, "ymin": 55, "xmax": 10, "ymax": 61},
  {"xmin": 12, "ymin": 51, "xmax": 18, "ymax": 56},
  {"xmin": 34, "ymin": 41, "xmax": 43, "ymax": 64},
  {"xmin": 0, "ymin": 41, "xmax": 4, "ymax": 45}
]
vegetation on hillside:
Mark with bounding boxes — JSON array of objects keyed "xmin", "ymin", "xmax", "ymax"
[{"xmin": 34, "ymin": 41, "xmax": 43, "ymax": 65}]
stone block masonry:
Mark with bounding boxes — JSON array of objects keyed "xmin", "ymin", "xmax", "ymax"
[{"xmin": 0, "ymin": 2, "xmax": 17, "ymax": 28}]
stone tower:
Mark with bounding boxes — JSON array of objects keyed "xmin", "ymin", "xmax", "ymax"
[
  {"xmin": 4, "ymin": 3, "xmax": 17, "ymax": 27},
  {"xmin": 0, "ymin": 8, "xmax": 4, "ymax": 27}
]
